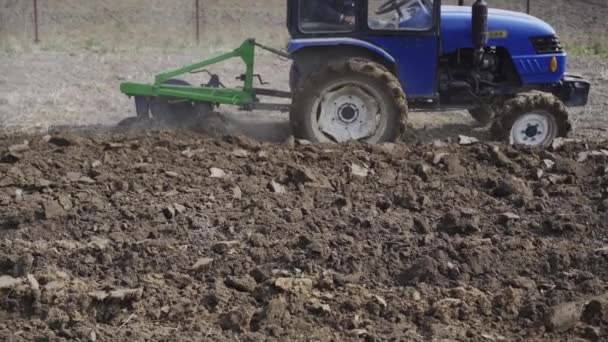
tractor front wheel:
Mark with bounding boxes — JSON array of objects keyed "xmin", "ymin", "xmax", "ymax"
[
  {"xmin": 290, "ymin": 58, "xmax": 407, "ymax": 143},
  {"xmin": 491, "ymin": 91, "xmax": 571, "ymax": 147}
]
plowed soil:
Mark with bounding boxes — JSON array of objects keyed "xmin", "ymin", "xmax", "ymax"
[{"xmin": 1, "ymin": 130, "xmax": 607, "ymax": 341}]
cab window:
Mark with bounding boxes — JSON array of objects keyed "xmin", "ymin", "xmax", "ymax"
[
  {"xmin": 298, "ymin": 0, "xmax": 356, "ymax": 33},
  {"xmin": 368, "ymin": 0, "xmax": 434, "ymax": 31}
]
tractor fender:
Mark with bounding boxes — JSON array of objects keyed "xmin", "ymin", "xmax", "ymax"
[
  {"xmin": 288, "ymin": 38, "xmax": 397, "ymax": 91},
  {"xmin": 288, "ymin": 38, "xmax": 396, "ymax": 64}
]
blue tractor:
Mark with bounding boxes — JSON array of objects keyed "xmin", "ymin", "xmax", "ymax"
[
  {"xmin": 120, "ymin": 0, "xmax": 590, "ymax": 146},
  {"xmin": 286, "ymin": 0, "xmax": 590, "ymax": 145}
]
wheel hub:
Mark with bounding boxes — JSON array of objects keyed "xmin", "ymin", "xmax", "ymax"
[
  {"xmin": 316, "ymin": 85, "xmax": 380, "ymax": 142},
  {"xmin": 338, "ymin": 103, "xmax": 359, "ymax": 123},
  {"xmin": 510, "ymin": 112, "xmax": 556, "ymax": 146},
  {"xmin": 522, "ymin": 123, "xmax": 542, "ymax": 140}
]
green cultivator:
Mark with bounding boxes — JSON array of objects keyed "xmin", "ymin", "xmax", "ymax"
[{"xmin": 120, "ymin": 39, "xmax": 291, "ymax": 125}]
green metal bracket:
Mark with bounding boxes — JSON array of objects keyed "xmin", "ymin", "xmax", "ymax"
[{"xmin": 120, "ymin": 39, "xmax": 258, "ymax": 107}]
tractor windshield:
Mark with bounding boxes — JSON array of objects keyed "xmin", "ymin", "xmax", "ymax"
[{"xmin": 368, "ymin": 0, "xmax": 434, "ymax": 31}]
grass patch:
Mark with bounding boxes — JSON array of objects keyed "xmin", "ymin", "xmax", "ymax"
[
  {"xmin": 567, "ymin": 44, "xmax": 608, "ymax": 59},
  {"xmin": 0, "ymin": 30, "xmax": 289, "ymax": 56},
  {"xmin": 563, "ymin": 36, "xmax": 608, "ymax": 59}
]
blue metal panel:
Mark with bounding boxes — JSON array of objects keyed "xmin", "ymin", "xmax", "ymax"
[
  {"xmin": 440, "ymin": 5, "xmax": 565, "ymax": 84},
  {"xmin": 512, "ymin": 54, "xmax": 566, "ymax": 83},
  {"xmin": 365, "ymin": 36, "xmax": 438, "ymax": 98},
  {"xmin": 288, "ymin": 38, "xmax": 396, "ymax": 63},
  {"xmin": 288, "ymin": 36, "xmax": 438, "ymax": 98},
  {"xmin": 440, "ymin": 6, "xmax": 556, "ymax": 55}
]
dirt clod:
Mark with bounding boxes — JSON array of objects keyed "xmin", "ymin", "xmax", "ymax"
[
  {"xmin": 192, "ymin": 257, "xmax": 214, "ymax": 271},
  {"xmin": 44, "ymin": 201, "xmax": 66, "ymax": 219},
  {"xmin": 458, "ymin": 135, "xmax": 479, "ymax": 145},
  {"xmin": 399, "ymin": 256, "xmax": 441, "ymax": 286},
  {"xmin": 545, "ymin": 301, "xmax": 585, "ymax": 332},
  {"xmin": 212, "ymin": 240, "xmax": 240, "ymax": 254},
  {"xmin": 0, "ymin": 275, "xmax": 23, "ymax": 289},
  {"xmin": 268, "ymin": 180, "xmax": 286, "ymax": 194},
  {"xmin": 225, "ymin": 276, "xmax": 256, "ymax": 293},
  {"xmin": 439, "ymin": 210, "xmax": 480, "ymax": 235},
  {"xmin": 219, "ymin": 310, "xmax": 252, "ymax": 333},
  {"xmin": 500, "ymin": 212, "xmax": 521, "ymax": 222},
  {"xmin": 493, "ymin": 177, "xmax": 533, "ymax": 198},
  {"xmin": 274, "ymin": 277, "xmax": 313, "ymax": 293},
  {"xmin": 351, "ymin": 163, "xmax": 369, "ymax": 178},
  {"xmin": 210, "ymin": 167, "xmax": 227, "ymax": 178},
  {"xmin": 91, "ymin": 288, "xmax": 143, "ymax": 302},
  {"xmin": 231, "ymin": 149, "xmax": 250, "ymax": 158}
]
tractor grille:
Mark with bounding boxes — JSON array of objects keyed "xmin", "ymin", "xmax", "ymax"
[{"xmin": 530, "ymin": 35, "xmax": 564, "ymax": 54}]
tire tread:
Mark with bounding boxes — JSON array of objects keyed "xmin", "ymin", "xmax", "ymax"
[
  {"xmin": 290, "ymin": 57, "xmax": 408, "ymax": 143},
  {"xmin": 491, "ymin": 91, "xmax": 571, "ymax": 145}
]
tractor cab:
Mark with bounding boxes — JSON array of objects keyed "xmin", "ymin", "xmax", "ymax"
[
  {"xmin": 287, "ymin": 0, "xmax": 441, "ymax": 100},
  {"xmin": 292, "ymin": 0, "xmax": 435, "ymax": 33}
]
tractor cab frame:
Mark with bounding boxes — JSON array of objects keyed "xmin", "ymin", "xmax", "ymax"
[{"xmin": 287, "ymin": 0, "xmax": 442, "ymax": 103}]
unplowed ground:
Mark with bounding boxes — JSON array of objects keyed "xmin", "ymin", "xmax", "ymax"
[
  {"xmin": 0, "ymin": 51, "xmax": 607, "ymax": 144},
  {"xmin": 1, "ymin": 131, "xmax": 607, "ymax": 341}
]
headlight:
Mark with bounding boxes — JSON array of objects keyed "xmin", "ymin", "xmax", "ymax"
[{"xmin": 530, "ymin": 35, "xmax": 564, "ymax": 54}]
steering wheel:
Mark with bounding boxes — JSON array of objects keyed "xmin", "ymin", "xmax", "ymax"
[
  {"xmin": 376, "ymin": 0, "xmax": 415, "ymax": 16},
  {"xmin": 417, "ymin": 0, "xmax": 432, "ymax": 16}
]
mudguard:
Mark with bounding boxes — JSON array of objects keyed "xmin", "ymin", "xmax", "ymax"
[{"xmin": 287, "ymin": 37, "xmax": 396, "ymax": 64}]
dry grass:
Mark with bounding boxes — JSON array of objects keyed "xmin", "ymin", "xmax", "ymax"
[
  {"xmin": 1, "ymin": 0, "xmax": 605, "ymax": 58},
  {"xmin": 0, "ymin": 0, "xmax": 288, "ymax": 53}
]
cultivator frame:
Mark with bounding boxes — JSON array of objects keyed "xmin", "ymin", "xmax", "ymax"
[{"xmin": 120, "ymin": 39, "xmax": 291, "ymax": 115}]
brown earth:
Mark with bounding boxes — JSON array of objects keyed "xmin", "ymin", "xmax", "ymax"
[
  {"xmin": 1, "ymin": 1, "xmax": 608, "ymax": 340},
  {"xmin": 1, "ymin": 130, "xmax": 607, "ymax": 341}
]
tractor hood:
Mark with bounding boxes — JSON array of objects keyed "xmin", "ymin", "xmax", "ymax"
[{"xmin": 440, "ymin": 5, "xmax": 558, "ymax": 55}]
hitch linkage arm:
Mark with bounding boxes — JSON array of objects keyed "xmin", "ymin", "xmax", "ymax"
[{"xmin": 154, "ymin": 39, "xmax": 257, "ymax": 93}]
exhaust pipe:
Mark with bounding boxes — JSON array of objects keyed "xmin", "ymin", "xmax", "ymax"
[{"xmin": 472, "ymin": 0, "xmax": 488, "ymax": 66}]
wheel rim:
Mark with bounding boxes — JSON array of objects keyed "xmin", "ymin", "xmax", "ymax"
[
  {"xmin": 509, "ymin": 111, "xmax": 557, "ymax": 146},
  {"xmin": 310, "ymin": 80, "xmax": 388, "ymax": 143}
]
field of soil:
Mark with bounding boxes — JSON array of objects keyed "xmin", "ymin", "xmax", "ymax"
[
  {"xmin": 0, "ymin": 130, "xmax": 607, "ymax": 341},
  {"xmin": 1, "ymin": 1, "xmax": 607, "ymax": 141},
  {"xmin": 1, "ymin": 1, "xmax": 608, "ymax": 341}
]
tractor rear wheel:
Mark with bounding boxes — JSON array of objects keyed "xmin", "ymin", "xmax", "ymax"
[
  {"xmin": 491, "ymin": 91, "xmax": 570, "ymax": 147},
  {"xmin": 150, "ymin": 79, "xmax": 213, "ymax": 127},
  {"xmin": 290, "ymin": 58, "xmax": 407, "ymax": 143}
]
